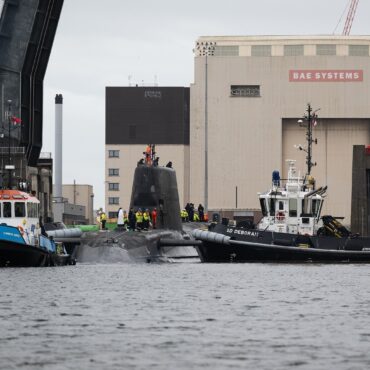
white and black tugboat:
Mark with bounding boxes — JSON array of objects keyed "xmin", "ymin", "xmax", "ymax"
[{"xmin": 193, "ymin": 104, "xmax": 370, "ymax": 263}]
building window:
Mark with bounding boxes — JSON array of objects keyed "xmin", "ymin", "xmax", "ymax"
[
  {"xmin": 109, "ymin": 183, "xmax": 119, "ymax": 191},
  {"xmin": 349, "ymin": 45, "xmax": 369, "ymax": 56},
  {"xmin": 109, "ymin": 168, "xmax": 119, "ymax": 176},
  {"xmin": 214, "ymin": 45, "xmax": 239, "ymax": 56},
  {"xmin": 251, "ymin": 45, "xmax": 271, "ymax": 57},
  {"xmin": 230, "ymin": 85, "xmax": 260, "ymax": 97},
  {"xmin": 108, "ymin": 150, "xmax": 119, "ymax": 158},
  {"xmin": 316, "ymin": 44, "xmax": 336, "ymax": 56},
  {"xmin": 284, "ymin": 45, "xmax": 304, "ymax": 56},
  {"xmin": 108, "ymin": 211, "xmax": 118, "ymax": 219},
  {"xmin": 108, "ymin": 197, "xmax": 119, "ymax": 205}
]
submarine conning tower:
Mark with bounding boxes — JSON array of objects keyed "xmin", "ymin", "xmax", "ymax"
[{"xmin": 129, "ymin": 164, "xmax": 182, "ymax": 231}]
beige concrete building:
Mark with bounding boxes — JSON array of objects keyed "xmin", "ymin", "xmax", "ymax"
[
  {"xmin": 62, "ymin": 184, "xmax": 94, "ymax": 224},
  {"xmin": 190, "ymin": 35, "xmax": 370, "ymax": 225}
]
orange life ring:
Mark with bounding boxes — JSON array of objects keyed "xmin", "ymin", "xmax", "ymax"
[
  {"xmin": 276, "ymin": 211, "xmax": 285, "ymax": 221},
  {"xmin": 17, "ymin": 226, "xmax": 24, "ymax": 235}
]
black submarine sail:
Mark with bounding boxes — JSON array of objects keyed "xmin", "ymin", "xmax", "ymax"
[{"xmin": 130, "ymin": 149, "xmax": 181, "ymax": 231}]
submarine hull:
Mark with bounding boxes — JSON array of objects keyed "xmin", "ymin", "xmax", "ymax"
[
  {"xmin": 75, "ymin": 229, "xmax": 199, "ymax": 263},
  {"xmin": 75, "ymin": 162, "xmax": 201, "ymax": 263}
]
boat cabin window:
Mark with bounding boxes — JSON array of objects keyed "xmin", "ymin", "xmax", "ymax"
[
  {"xmin": 278, "ymin": 201, "xmax": 284, "ymax": 211},
  {"xmin": 301, "ymin": 199, "xmax": 312, "ymax": 216},
  {"xmin": 268, "ymin": 199, "xmax": 276, "ymax": 215},
  {"xmin": 27, "ymin": 202, "xmax": 39, "ymax": 218},
  {"xmin": 259, "ymin": 198, "xmax": 267, "ymax": 216},
  {"xmin": 289, "ymin": 199, "xmax": 297, "ymax": 217},
  {"xmin": 3, "ymin": 202, "xmax": 11, "ymax": 218},
  {"xmin": 312, "ymin": 199, "xmax": 322, "ymax": 217},
  {"xmin": 15, "ymin": 202, "xmax": 25, "ymax": 217}
]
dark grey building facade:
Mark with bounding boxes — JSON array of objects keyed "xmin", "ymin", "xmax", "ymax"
[
  {"xmin": 106, "ymin": 86, "xmax": 190, "ymax": 145},
  {"xmin": 351, "ymin": 145, "xmax": 370, "ymax": 235},
  {"xmin": 0, "ymin": 0, "xmax": 63, "ymax": 168},
  {"xmin": 0, "ymin": 0, "xmax": 63, "ymax": 221}
]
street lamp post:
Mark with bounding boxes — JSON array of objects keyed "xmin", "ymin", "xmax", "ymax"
[
  {"xmin": 196, "ymin": 41, "xmax": 215, "ymax": 213},
  {"xmin": 5, "ymin": 100, "xmax": 14, "ymax": 189},
  {"xmin": 90, "ymin": 193, "xmax": 94, "ymax": 224}
]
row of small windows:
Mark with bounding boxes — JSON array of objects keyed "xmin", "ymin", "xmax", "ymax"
[
  {"xmin": 251, "ymin": 45, "xmax": 271, "ymax": 57},
  {"xmin": 284, "ymin": 45, "xmax": 304, "ymax": 56},
  {"xmin": 108, "ymin": 183, "xmax": 119, "ymax": 191},
  {"xmin": 260, "ymin": 44, "xmax": 369, "ymax": 57},
  {"xmin": 108, "ymin": 197, "xmax": 119, "ymax": 205},
  {"xmin": 211, "ymin": 44, "xmax": 369, "ymax": 57},
  {"xmin": 230, "ymin": 85, "xmax": 260, "ymax": 97},
  {"xmin": 214, "ymin": 45, "xmax": 239, "ymax": 56},
  {"xmin": 349, "ymin": 44, "xmax": 369, "ymax": 56},
  {"xmin": 108, "ymin": 150, "xmax": 119, "ymax": 158},
  {"xmin": 109, "ymin": 168, "xmax": 119, "ymax": 176}
]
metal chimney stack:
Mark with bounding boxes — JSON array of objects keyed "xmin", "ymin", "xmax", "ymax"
[{"xmin": 55, "ymin": 94, "xmax": 63, "ymax": 202}]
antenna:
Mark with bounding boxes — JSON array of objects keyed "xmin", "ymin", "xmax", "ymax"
[{"xmin": 295, "ymin": 103, "xmax": 319, "ymax": 176}]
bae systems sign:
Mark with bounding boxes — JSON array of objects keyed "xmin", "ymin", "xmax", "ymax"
[{"xmin": 289, "ymin": 70, "xmax": 363, "ymax": 82}]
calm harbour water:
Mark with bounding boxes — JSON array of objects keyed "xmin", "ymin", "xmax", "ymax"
[{"xmin": 1, "ymin": 261, "xmax": 370, "ymax": 370}]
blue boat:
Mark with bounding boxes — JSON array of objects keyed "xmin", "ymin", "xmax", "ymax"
[{"xmin": 0, "ymin": 189, "xmax": 75, "ymax": 267}]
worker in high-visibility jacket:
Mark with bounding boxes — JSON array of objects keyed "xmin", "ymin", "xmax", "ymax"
[
  {"xmin": 193, "ymin": 212, "xmax": 200, "ymax": 222},
  {"xmin": 181, "ymin": 209, "xmax": 188, "ymax": 222},
  {"xmin": 135, "ymin": 209, "xmax": 143, "ymax": 230},
  {"xmin": 143, "ymin": 209, "xmax": 151, "ymax": 230},
  {"xmin": 100, "ymin": 211, "xmax": 107, "ymax": 230}
]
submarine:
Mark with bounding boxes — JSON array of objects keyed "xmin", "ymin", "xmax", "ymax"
[{"xmin": 75, "ymin": 147, "xmax": 201, "ymax": 263}]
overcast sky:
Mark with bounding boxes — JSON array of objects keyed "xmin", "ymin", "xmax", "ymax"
[{"xmin": 43, "ymin": 0, "xmax": 370, "ymax": 209}]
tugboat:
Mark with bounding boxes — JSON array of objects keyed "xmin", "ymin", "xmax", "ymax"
[
  {"xmin": 0, "ymin": 189, "xmax": 75, "ymax": 267},
  {"xmin": 193, "ymin": 104, "xmax": 370, "ymax": 263},
  {"xmin": 0, "ymin": 102, "xmax": 74, "ymax": 267}
]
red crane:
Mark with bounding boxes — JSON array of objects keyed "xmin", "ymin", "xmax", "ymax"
[{"xmin": 342, "ymin": 0, "xmax": 360, "ymax": 35}]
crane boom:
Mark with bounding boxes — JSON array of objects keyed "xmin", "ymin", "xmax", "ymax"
[{"xmin": 343, "ymin": 0, "xmax": 359, "ymax": 35}]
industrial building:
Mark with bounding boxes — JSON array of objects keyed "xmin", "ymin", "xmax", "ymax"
[
  {"xmin": 190, "ymin": 35, "xmax": 370, "ymax": 225},
  {"xmin": 0, "ymin": 0, "xmax": 63, "ymax": 221},
  {"xmin": 106, "ymin": 35, "xmax": 370, "ymax": 226},
  {"xmin": 52, "ymin": 183, "xmax": 94, "ymax": 225}
]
